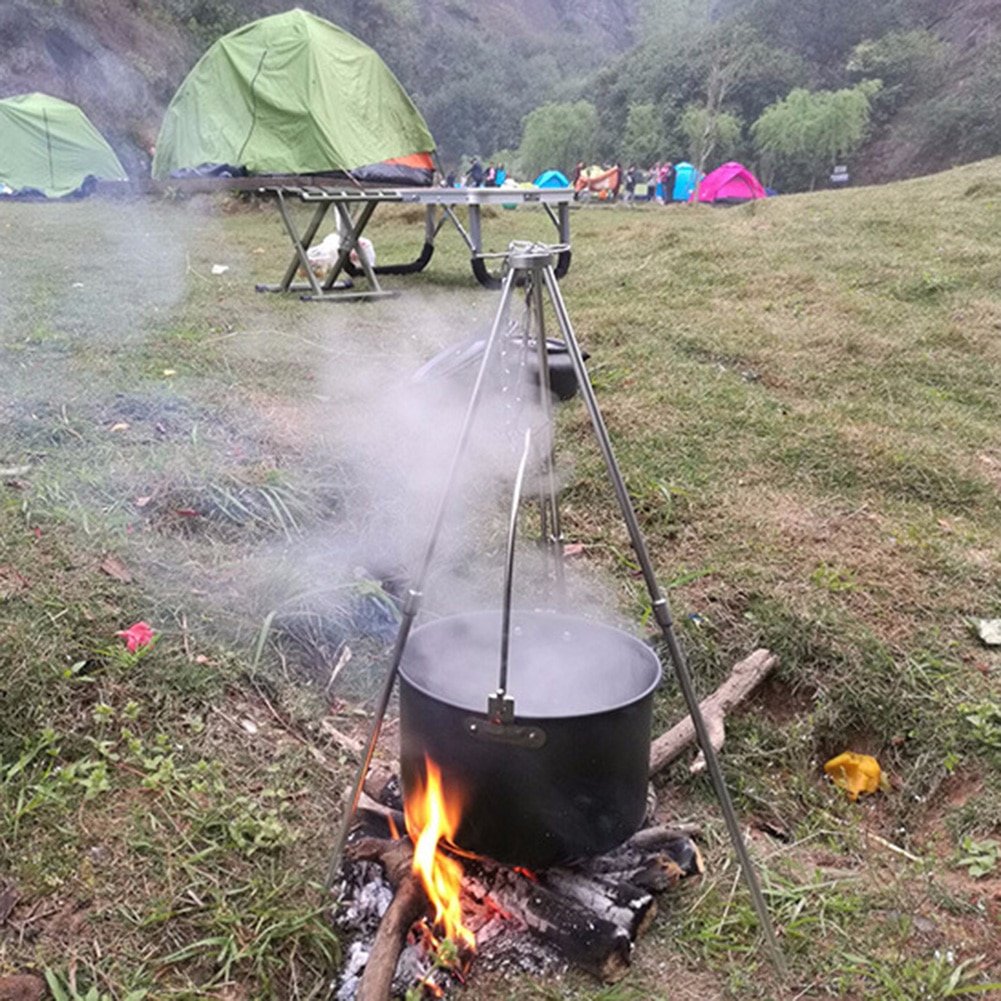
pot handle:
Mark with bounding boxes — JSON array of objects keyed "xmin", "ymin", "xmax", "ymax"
[{"xmin": 490, "ymin": 427, "xmax": 532, "ymax": 722}]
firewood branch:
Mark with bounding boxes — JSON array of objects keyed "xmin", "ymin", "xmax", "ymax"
[
  {"xmin": 346, "ymin": 837, "xmax": 426, "ymax": 1001},
  {"xmin": 649, "ymin": 648, "xmax": 777, "ymax": 777}
]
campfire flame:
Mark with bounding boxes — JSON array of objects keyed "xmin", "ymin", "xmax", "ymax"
[{"xmin": 404, "ymin": 756, "xmax": 476, "ymax": 952}]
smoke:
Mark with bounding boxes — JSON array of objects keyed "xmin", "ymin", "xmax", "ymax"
[
  {"xmin": 2, "ymin": 200, "xmax": 628, "ymax": 698},
  {"xmin": 226, "ymin": 292, "xmax": 574, "ymax": 628}
]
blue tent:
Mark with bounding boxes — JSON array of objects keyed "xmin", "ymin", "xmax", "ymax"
[
  {"xmin": 534, "ymin": 169, "xmax": 570, "ymax": 188},
  {"xmin": 672, "ymin": 162, "xmax": 700, "ymax": 201}
]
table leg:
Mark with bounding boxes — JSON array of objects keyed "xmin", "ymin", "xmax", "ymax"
[
  {"xmin": 256, "ymin": 193, "xmax": 329, "ymax": 294},
  {"xmin": 321, "ymin": 201, "xmax": 380, "ymax": 292}
]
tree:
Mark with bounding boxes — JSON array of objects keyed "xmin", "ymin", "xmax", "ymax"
[
  {"xmin": 621, "ymin": 103, "xmax": 665, "ymax": 165},
  {"xmin": 847, "ymin": 29, "xmax": 947, "ymax": 121},
  {"xmin": 905, "ymin": 36, "xmax": 1001, "ymax": 164},
  {"xmin": 516, "ymin": 101, "xmax": 599, "ymax": 178},
  {"xmin": 712, "ymin": 0, "xmax": 913, "ymax": 69},
  {"xmin": 686, "ymin": 22, "xmax": 757, "ymax": 199},
  {"xmin": 751, "ymin": 81, "xmax": 880, "ymax": 190},
  {"xmin": 680, "ymin": 104, "xmax": 742, "ymax": 168},
  {"xmin": 636, "ymin": 0, "xmax": 712, "ymax": 43}
]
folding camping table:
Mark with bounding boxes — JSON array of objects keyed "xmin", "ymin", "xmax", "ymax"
[{"xmin": 255, "ymin": 184, "xmax": 574, "ymax": 302}]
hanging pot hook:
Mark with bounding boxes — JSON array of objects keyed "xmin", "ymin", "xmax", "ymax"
[{"xmin": 489, "ymin": 426, "xmax": 533, "ymax": 724}]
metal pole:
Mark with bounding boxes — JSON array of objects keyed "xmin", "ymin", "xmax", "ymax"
[
  {"xmin": 540, "ymin": 262, "xmax": 787, "ymax": 977},
  {"xmin": 528, "ymin": 273, "xmax": 567, "ymax": 604},
  {"xmin": 325, "ymin": 268, "xmax": 521, "ymax": 887},
  {"xmin": 498, "ymin": 429, "xmax": 533, "ymax": 699}
]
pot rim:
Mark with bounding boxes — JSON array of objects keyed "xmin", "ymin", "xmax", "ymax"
[{"xmin": 400, "ymin": 608, "xmax": 663, "ymax": 718}]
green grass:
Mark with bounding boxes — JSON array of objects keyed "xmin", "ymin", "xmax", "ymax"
[{"xmin": 3, "ymin": 164, "xmax": 1001, "ymax": 997}]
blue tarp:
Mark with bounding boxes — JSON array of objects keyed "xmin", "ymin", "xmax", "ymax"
[
  {"xmin": 672, "ymin": 162, "xmax": 700, "ymax": 201},
  {"xmin": 534, "ymin": 169, "xmax": 570, "ymax": 188}
]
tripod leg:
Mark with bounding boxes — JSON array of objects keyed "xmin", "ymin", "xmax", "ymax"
[
  {"xmin": 325, "ymin": 268, "xmax": 522, "ymax": 888},
  {"xmin": 540, "ymin": 264, "xmax": 787, "ymax": 977},
  {"xmin": 528, "ymin": 274, "xmax": 567, "ymax": 605}
]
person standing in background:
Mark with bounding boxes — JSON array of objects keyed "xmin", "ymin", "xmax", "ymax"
[
  {"xmin": 656, "ymin": 163, "xmax": 672, "ymax": 204},
  {"xmin": 662, "ymin": 161, "xmax": 676, "ymax": 203},
  {"xmin": 623, "ymin": 164, "xmax": 637, "ymax": 205}
]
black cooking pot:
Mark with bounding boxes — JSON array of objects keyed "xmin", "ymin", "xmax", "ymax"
[
  {"xmin": 411, "ymin": 335, "xmax": 589, "ymax": 402},
  {"xmin": 399, "ymin": 609, "xmax": 661, "ymax": 868}
]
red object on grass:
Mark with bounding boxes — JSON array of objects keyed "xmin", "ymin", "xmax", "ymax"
[{"xmin": 116, "ymin": 621, "xmax": 155, "ymax": 653}]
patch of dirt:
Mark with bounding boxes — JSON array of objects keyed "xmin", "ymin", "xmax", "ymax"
[
  {"xmin": 241, "ymin": 391, "xmax": 313, "ymax": 455},
  {"xmin": 941, "ymin": 771, "xmax": 986, "ymax": 810},
  {"xmin": 0, "ymin": 974, "xmax": 45, "ymax": 1001},
  {"xmin": 977, "ymin": 450, "xmax": 1001, "ymax": 493},
  {"xmin": 748, "ymin": 675, "xmax": 817, "ymax": 725},
  {"xmin": 1, "ymin": 895, "xmax": 91, "ymax": 952},
  {"xmin": 0, "ymin": 566, "xmax": 32, "ymax": 600}
]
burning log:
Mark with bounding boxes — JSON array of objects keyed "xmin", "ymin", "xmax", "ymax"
[
  {"xmin": 484, "ymin": 864, "xmax": 632, "ymax": 983},
  {"xmin": 345, "ymin": 837, "xmax": 426, "ymax": 1001},
  {"xmin": 539, "ymin": 868, "xmax": 656, "ymax": 940},
  {"xmin": 338, "ymin": 762, "xmax": 705, "ymax": 996},
  {"xmin": 648, "ymin": 648, "xmax": 777, "ymax": 776},
  {"xmin": 338, "ymin": 825, "xmax": 704, "ymax": 995}
]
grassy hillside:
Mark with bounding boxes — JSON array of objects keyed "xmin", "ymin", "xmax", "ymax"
[{"xmin": 2, "ymin": 163, "xmax": 1001, "ymax": 998}]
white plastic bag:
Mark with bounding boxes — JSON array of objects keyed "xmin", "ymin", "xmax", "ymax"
[{"xmin": 305, "ymin": 232, "xmax": 376, "ymax": 279}]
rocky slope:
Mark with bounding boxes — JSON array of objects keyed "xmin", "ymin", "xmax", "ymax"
[
  {"xmin": 860, "ymin": 0, "xmax": 1001, "ymax": 182},
  {"xmin": 0, "ymin": 0, "xmax": 639, "ymax": 172}
]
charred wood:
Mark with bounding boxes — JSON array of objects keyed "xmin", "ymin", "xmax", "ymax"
[
  {"xmin": 357, "ymin": 873, "xmax": 425, "ymax": 1001},
  {"xmin": 541, "ymin": 868, "xmax": 656, "ymax": 939},
  {"xmin": 581, "ymin": 829, "xmax": 704, "ymax": 892},
  {"xmin": 357, "ymin": 790, "xmax": 406, "ymax": 835},
  {"xmin": 483, "ymin": 864, "xmax": 633, "ymax": 983},
  {"xmin": 363, "ymin": 764, "xmax": 402, "ymax": 809},
  {"xmin": 340, "ymin": 826, "xmax": 704, "ymax": 995}
]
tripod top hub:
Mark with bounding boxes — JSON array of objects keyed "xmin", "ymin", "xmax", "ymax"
[{"xmin": 506, "ymin": 241, "xmax": 559, "ymax": 271}]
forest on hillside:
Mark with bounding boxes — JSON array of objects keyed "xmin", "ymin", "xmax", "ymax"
[
  {"xmin": 533, "ymin": 0, "xmax": 1001, "ymax": 190},
  {"xmin": 2, "ymin": 0, "xmax": 999, "ymax": 188}
]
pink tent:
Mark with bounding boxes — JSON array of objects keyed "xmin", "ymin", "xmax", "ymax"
[{"xmin": 695, "ymin": 162, "xmax": 766, "ymax": 203}]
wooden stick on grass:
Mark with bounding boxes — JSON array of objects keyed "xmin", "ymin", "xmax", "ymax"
[{"xmin": 649, "ymin": 648, "xmax": 777, "ymax": 776}]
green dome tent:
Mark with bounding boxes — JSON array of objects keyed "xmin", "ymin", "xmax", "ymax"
[
  {"xmin": 152, "ymin": 9, "xmax": 436, "ymax": 184},
  {"xmin": 0, "ymin": 93, "xmax": 127, "ymax": 198}
]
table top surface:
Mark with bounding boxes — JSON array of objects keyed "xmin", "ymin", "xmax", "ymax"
[{"xmin": 262, "ymin": 183, "xmax": 574, "ymax": 206}]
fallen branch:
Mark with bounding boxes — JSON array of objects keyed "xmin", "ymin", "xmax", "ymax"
[{"xmin": 649, "ymin": 648, "xmax": 777, "ymax": 776}]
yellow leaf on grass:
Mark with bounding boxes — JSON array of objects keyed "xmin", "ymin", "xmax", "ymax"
[{"xmin": 824, "ymin": 751, "xmax": 882, "ymax": 801}]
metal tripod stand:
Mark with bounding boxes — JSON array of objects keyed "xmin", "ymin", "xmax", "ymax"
[{"xmin": 328, "ymin": 242, "xmax": 786, "ymax": 975}]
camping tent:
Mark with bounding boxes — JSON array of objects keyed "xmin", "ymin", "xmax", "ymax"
[
  {"xmin": 533, "ymin": 169, "xmax": 570, "ymax": 188},
  {"xmin": 671, "ymin": 162, "xmax": 699, "ymax": 202},
  {"xmin": 0, "ymin": 93, "xmax": 126, "ymax": 198},
  {"xmin": 576, "ymin": 164, "xmax": 621, "ymax": 196},
  {"xmin": 695, "ymin": 162, "xmax": 766, "ymax": 204},
  {"xmin": 152, "ymin": 9, "xmax": 436, "ymax": 184}
]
